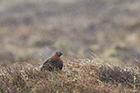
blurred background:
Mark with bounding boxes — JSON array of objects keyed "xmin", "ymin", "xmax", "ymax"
[{"xmin": 0, "ymin": 0, "xmax": 140, "ymax": 64}]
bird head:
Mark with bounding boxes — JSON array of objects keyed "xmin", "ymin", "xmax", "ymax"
[{"xmin": 55, "ymin": 51, "xmax": 63, "ymax": 57}]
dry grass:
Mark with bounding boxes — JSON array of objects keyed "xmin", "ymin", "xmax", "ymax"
[
  {"xmin": 0, "ymin": 1, "xmax": 140, "ymax": 92},
  {"xmin": 0, "ymin": 57, "xmax": 140, "ymax": 93}
]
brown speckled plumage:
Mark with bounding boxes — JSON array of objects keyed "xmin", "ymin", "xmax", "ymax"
[{"xmin": 41, "ymin": 51, "xmax": 63, "ymax": 71}]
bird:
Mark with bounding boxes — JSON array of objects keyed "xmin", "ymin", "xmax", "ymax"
[{"xmin": 40, "ymin": 51, "xmax": 63, "ymax": 71}]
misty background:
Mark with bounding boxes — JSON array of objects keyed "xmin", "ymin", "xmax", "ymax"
[{"xmin": 0, "ymin": 0, "xmax": 140, "ymax": 64}]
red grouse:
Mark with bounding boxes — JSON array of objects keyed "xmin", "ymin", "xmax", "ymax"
[{"xmin": 41, "ymin": 51, "xmax": 63, "ymax": 71}]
